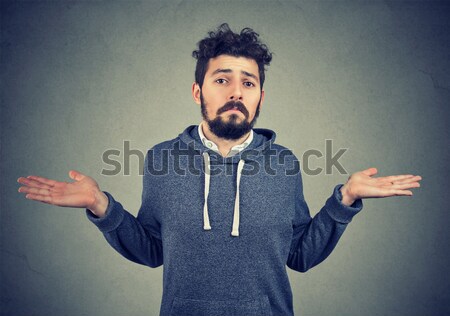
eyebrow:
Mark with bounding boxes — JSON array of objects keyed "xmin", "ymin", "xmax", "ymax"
[{"xmin": 211, "ymin": 68, "xmax": 259, "ymax": 82}]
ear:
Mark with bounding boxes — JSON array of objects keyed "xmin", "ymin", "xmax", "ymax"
[
  {"xmin": 259, "ymin": 89, "xmax": 265, "ymax": 110},
  {"xmin": 192, "ymin": 82, "xmax": 201, "ymax": 105}
]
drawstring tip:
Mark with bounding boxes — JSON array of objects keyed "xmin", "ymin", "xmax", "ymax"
[
  {"xmin": 231, "ymin": 230, "xmax": 239, "ymax": 237},
  {"xmin": 203, "ymin": 225, "xmax": 211, "ymax": 231}
]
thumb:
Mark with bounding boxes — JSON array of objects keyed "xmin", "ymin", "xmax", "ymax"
[
  {"xmin": 361, "ymin": 167, "xmax": 378, "ymax": 177},
  {"xmin": 69, "ymin": 170, "xmax": 85, "ymax": 181}
]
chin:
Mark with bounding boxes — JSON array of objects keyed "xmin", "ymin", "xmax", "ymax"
[{"xmin": 223, "ymin": 113, "xmax": 244, "ymax": 121}]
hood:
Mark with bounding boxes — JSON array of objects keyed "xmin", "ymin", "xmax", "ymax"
[{"xmin": 176, "ymin": 125, "xmax": 277, "ymax": 237}]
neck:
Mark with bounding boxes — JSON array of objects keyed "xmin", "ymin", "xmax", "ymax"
[{"xmin": 201, "ymin": 120, "xmax": 251, "ymax": 157}]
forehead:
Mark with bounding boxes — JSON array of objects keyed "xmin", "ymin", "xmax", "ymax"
[{"xmin": 205, "ymin": 55, "xmax": 259, "ymax": 78}]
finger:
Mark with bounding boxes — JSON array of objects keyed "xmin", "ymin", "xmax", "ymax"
[
  {"xmin": 383, "ymin": 182, "xmax": 420, "ymax": 190},
  {"xmin": 18, "ymin": 186, "xmax": 52, "ymax": 196},
  {"xmin": 24, "ymin": 192, "xmax": 78, "ymax": 207},
  {"xmin": 361, "ymin": 167, "xmax": 378, "ymax": 177},
  {"xmin": 381, "ymin": 176, "xmax": 422, "ymax": 188},
  {"xmin": 392, "ymin": 189, "xmax": 413, "ymax": 196},
  {"xmin": 69, "ymin": 170, "xmax": 86, "ymax": 182},
  {"xmin": 377, "ymin": 174, "xmax": 416, "ymax": 183},
  {"xmin": 393, "ymin": 176, "xmax": 422, "ymax": 185},
  {"xmin": 24, "ymin": 193, "xmax": 55, "ymax": 204},
  {"xmin": 22, "ymin": 175, "xmax": 58, "ymax": 187},
  {"xmin": 375, "ymin": 188, "xmax": 414, "ymax": 197},
  {"xmin": 17, "ymin": 177, "xmax": 54, "ymax": 190}
]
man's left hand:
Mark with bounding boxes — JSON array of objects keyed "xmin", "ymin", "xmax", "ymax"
[{"xmin": 340, "ymin": 168, "xmax": 422, "ymax": 206}]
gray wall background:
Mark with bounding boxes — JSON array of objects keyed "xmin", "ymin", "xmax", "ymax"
[{"xmin": 1, "ymin": 1, "xmax": 449, "ymax": 315}]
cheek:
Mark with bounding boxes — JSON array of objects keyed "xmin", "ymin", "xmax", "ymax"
[
  {"xmin": 205, "ymin": 91, "xmax": 225, "ymax": 108},
  {"xmin": 248, "ymin": 95, "xmax": 261, "ymax": 110}
]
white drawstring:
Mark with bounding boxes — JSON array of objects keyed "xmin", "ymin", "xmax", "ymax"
[
  {"xmin": 202, "ymin": 152, "xmax": 245, "ymax": 237},
  {"xmin": 202, "ymin": 152, "xmax": 211, "ymax": 231},
  {"xmin": 231, "ymin": 159, "xmax": 245, "ymax": 237}
]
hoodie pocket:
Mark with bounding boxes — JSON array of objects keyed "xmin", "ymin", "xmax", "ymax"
[{"xmin": 169, "ymin": 295, "xmax": 273, "ymax": 316}]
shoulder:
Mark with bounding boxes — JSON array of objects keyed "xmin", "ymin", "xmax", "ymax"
[{"xmin": 149, "ymin": 138, "xmax": 178, "ymax": 152}]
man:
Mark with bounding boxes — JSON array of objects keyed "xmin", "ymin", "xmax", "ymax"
[{"xmin": 17, "ymin": 24, "xmax": 421, "ymax": 316}]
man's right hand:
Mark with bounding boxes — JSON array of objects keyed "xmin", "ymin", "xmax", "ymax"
[{"xmin": 17, "ymin": 170, "xmax": 109, "ymax": 218}]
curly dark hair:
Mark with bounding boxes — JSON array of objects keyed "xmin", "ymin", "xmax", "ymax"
[{"xmin": 192, "ymin": 23, "xmax": 273, "ymax": 89}]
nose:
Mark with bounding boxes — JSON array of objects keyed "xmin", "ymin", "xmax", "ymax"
[{"xmin": 229, "ymin": 82, "xmax": 243, "ymax": 101}]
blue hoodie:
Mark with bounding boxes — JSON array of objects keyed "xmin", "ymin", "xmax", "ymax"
[{"xmin": 87, "ymin": 125, "xmax": 363, "ymax": 316}]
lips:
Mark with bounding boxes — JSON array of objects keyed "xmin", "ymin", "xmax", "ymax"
[{"xmin": 218, "ymin": 101, "xmax": 249, "ymax": 117}]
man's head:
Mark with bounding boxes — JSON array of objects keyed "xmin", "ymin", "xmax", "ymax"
[
  {"xmin": 191, "ymin": 23, "xmax": 273, "ymax": 140},
  {"xmin": 192, "ymin": 23, "xmax": 272, "ymax": 90}
]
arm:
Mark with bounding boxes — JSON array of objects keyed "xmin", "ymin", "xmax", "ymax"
[
  {"xmin": 287, "ymin": 182, "xmax": 362, "ymax": 272},
  {"xmin": 17, "ymin": 166, "xmax": 163, "ymax": 268},
  {"xmin": 86, "ymin": 191, "xmax": 163, "ymax": 268},
  {"xmin": 286, "ymin": 167, "xmax": 422, "ymax": 272}
]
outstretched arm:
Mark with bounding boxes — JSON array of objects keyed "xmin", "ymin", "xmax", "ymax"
[
  {"xmin": 287, "ymin": 167, "xmax": 422, "ymax": 272},
  {"xmin": 17, "ymin": 170, "xmax": 163, "ymax": 267},
  {"xmin": 340, "ymin": 167, "xmax": 422, "ymax": 206}
]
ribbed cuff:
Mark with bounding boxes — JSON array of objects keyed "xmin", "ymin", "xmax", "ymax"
[
  {"xmin": 85, "ymin": 191, "xmax": 125, "ymax": 233},
  {"xmin": 325, "ymin": 184, "xmax": 363, "ymax": 223}
]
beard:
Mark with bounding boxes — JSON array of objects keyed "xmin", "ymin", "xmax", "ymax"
[{"xmin": 200, "ymin": 92, "xmax": 261, "ymax": 141}]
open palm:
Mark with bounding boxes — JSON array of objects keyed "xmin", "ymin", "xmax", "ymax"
[
  {"xmin": 17, "ymin": 170, "xmax": 107, "ymax": 215},
  {"xmin": 340, "ymin": 167, "xmax": 422, "ymax": 206}
]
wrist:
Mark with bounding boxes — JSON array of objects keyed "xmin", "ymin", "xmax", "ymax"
[
  {"xmin": 340, "ymin": 184, "xmax": 356, "ymax": 206},
  {"xmin": 89, "ymin": 190, "xmax": 109, "ymax": 218}
]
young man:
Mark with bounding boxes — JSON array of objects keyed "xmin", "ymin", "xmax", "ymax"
[{"xmin": 17, "ymin": 24, "xmax": 421, "ymax": 316}]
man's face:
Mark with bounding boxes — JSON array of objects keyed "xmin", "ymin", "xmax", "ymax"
[{"xmin": 192, "ymin": 55, "xmax": 265, "ymax": 140}]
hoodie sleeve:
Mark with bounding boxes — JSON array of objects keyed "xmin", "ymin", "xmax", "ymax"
[
  {"xmin": 286, "ymin": 168, "xmax": 362, "ymax": 273},
  {"xmin": 85, "ymin": 152, "xmax": 163, "ymax": 268}
]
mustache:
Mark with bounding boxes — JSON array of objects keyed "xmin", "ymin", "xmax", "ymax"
[{"xmin": 216, "ymin": 101, "xmax": 249, "ymax": 117}]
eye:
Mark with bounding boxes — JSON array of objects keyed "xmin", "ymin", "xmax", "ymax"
[
  {"xmin": 243, "ymin": 81, "xmax": 255, "ymax": 88},
  {"xmin": 215, "ymin": 78, "xmax": 228, "ymax": 84}
]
